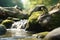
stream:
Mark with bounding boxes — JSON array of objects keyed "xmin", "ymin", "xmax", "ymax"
[{"xmin": 0, "ymin": 19, "xmax": 41, "ymax": 40}]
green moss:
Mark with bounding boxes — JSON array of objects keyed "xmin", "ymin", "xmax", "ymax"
[
  {"xmin": 1, "ymin": 19, "xmax": 13, "ymax": 29},
  {"xmin": 28, "ymin": 11, "xmax": 43, "ymax": 23},
  {"xmin": 38, "ymin": 32, "xmax": 49, "ymax": 36},
  {"xmin": 33, "ymin": 32, "xmax": 49, "ymax": 39},
  {"xmin": 25, "ymin": 11, "xmax": 46, "ymax": 33}
]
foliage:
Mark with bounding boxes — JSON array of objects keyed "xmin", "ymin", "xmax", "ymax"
[
  {"xmin": 29, "ymin": 0, "xmax": 43, "ymax": 8},
  {"xmin": 43, "ymin": 0, "xmax": 59, "ymax": 6},
  {"xmin": 1, "ymin": 19, "xmax": 14, "ymax": 29},
  {"xmin": 0, "ymin": 0, "xmax": 24, "ymax": 9},
  {"xmin": 29, "ymin": 0, "xmax": 59, "ymax": 10}
]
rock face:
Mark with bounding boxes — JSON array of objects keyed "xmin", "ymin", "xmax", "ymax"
[
  {"xmin": 0, "ymin": 24, "xmax": 7, "ymax": 35},
  {"xmin": 0, "ymin": 6, "xmax": 28, "ymax": 20},
  {"xmin": 43, "ymin": 27, "xmax": 60, "ymax": 40},
  {"xmin": 46, "ymin": 3, "xmax": 60, "ymax": 31}
]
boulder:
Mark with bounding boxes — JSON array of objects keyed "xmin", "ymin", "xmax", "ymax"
[
  {"xmin": 0, "ymin": 24, "xmax": 7, "ymax": 35},
  {"xmin": 43, "ymin": 27, "xmax": 60, "ymax": 40}
]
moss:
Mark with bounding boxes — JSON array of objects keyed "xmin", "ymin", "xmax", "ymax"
[
  {"xmin": 32, "ymin": 32, "xmax": 49, "ymax": 39},
  {"xmin": 26, "ymin": 9, "xmax": 60, "ymax": 32},
  {"xmin": 1, "ymin": 19, "xmax": 13, "ymax": 29},
  {"xmin": 25, "ymin": 11, "xmax": 46, "ymax": 33},
  {"xmin": 28, "ymin": 11, "xmax": 43, "ymax": 23}
]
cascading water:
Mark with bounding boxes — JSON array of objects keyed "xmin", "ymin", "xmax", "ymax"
[
  {"xmin": 10, "ymin": 19, "xmax": 29, "ymax": 37},
  {"xmin": 0, "ymin": 19, "xmax": 35, "ymax": 40},
  {"xmin": 11, "ymin": 19, "xmax": 28, "ymax": 29},
  {"xmin": 0, "ymin": 28, "xmax": 34, "ymax": 40}
]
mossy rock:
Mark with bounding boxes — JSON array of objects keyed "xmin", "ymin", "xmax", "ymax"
[
  {"xmin": 0, "ymin": 24, "xmax": 7, "ymax": 35},
  {"xmin": 28, "ymin": 11, "xmax": 43, "ymax": 23},
  {"xmin": 32, "ymin": 32, "xmax": 49, "ymax": 39},
  {"xmin": 25, "ymin": 11, "xmax": 47, "ymax": 33},
  {"xmin": 2, "ymin": 19, "xmax": 14, "ymax": 29}
]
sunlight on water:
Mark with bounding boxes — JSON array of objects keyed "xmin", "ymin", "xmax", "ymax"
[
  {"xmin": 0, "ymin": 29, "xmax": 39, "ymax": 40},
  {"xmin": 0, "ymin": 20, "xmax": 41, "ymax": 40}
]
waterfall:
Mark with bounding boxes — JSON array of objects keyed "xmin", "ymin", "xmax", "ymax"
[{"xmin": 11, "ymin": 19, "xmax": 28, "ymax": 29}]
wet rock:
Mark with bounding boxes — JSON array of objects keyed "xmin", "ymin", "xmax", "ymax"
[
  {"xmin": 0, "ymin": 6, "xmax": 28, "ymax": 20},
  {"xmin": 25, "ymin": 12, "xmax": 43, "ymax": 33},
  {"xmin": 0, "ymin": 24, "xmax": 7, "ymax": 35},
  {"xmin": 25, "ymin": 11, "xmax": 51, "ymax": 33},
  {"xmin": 25, "ymin": 5, "xmax": 51, "ymax": 33},
  {"xmin": 47, "ymin": 10, "xmax": 60, "ymax": 31},
  {"xmin": 32, "ymin": 32, "xmax": 49, "ymax": 39},
  {"xmin": 43, "ymin": 27, "xmax": 60, "ymax": 40}
]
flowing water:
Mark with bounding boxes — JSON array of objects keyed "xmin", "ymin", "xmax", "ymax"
[
  {"xmin": 0, "ymin": 20, "xmax": 41, "ymax": 40},
  {"xmin": 0, "ymin": 29, "xmax": 39, "ymax": 40},
  {"xmin": 11, "ymin": 19, "xmax": 28, "ymax": 29}
]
